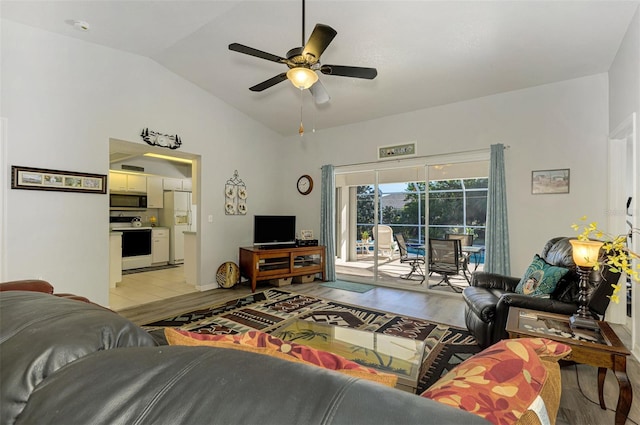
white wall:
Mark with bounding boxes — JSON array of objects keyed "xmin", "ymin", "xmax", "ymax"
[
  {"xmin": 610, "ymin": 7, "xmax": 640, "ymax": 131},
  {"xmin": 1, "ymin": 17, "xmax": 633, "ymax": 310},
  {"xmin": 1, "ymin": 20, "xmax": 283, "ymax": 305},
  {"xmin": 282, "ymin": 74, "xmax": 611, "ymax": 277}
]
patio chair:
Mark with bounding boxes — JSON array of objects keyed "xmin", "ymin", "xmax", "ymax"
[
  {"xmin": 428, "ymin": 238, "xmax": 465, "ymax": 293},
  {"xmin": 372, "ymin": 225, "xmax": 395, "ymax": 260},
  {"xmin": 445, "ymin": 233, "xmax": 473, "ymax": 248},
  {"xmin": 445, "ymin": 233, "xmax": 473, "ymax": 281},
  {"xmin": 395, "ymin": 234, "xmax": 425, "ymax": 282}
]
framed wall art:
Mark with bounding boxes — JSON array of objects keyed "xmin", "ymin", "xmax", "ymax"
[
  {"xmin": 11, "ymin": 166, "xmax": 107, "ymax": 194},
  {"xmin": 531, "ymin": 169, "xmax": 570, "ymax": 194},
  {"xmin": 378, "ymin": 142, "xmax": 417, "ymax": 160}
]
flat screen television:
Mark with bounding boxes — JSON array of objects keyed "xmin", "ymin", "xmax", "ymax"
[{"xmin": 253, "ymin": 215, "xmax": 296, "ymax": 247}]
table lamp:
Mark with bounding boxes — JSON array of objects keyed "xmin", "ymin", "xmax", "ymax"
[{"xmin": 569, "ymin": 239, "xmax": 604, "ymax": 330}]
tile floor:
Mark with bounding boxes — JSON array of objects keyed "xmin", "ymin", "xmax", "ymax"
[{"xmin": 109, "ymin": 265, "xmax": 199, "ymax": 311}]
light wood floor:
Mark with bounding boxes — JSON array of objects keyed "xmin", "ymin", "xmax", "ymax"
[{"xmin": 117, "ymin": 280, "xmax": 639, "ymax": 425}]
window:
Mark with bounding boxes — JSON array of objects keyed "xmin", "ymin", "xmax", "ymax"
[{"xmin": 356, "ymin": 178, "xmax": 487, "ymax": 246}]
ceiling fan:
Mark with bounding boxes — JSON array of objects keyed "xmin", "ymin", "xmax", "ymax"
[{"xmin": 228, "ymin": 0, "xmax": 377, "ymax": 104}]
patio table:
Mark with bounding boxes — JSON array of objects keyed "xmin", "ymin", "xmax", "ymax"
[
  {"xmin": 356, "ymin": 240, "xmax": 374, "ymax": 255},
  {"xmin": 462, "ymin": 246, "xmax": 485, "ymax": 272}
]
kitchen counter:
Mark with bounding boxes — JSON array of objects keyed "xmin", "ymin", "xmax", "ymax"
[
  {"xmin": 109, "ymin": 233, "xmax": 122, "ymax": 288},
  {"xmin": 184, "ymin": 232, "xmax": 196, "ymax": 285}
]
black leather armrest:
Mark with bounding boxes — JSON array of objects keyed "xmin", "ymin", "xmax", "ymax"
[
  {"xmin": 470, "ymin": 272, "xmax": 520, "ymax": 292},
  {"xmin": 496, "ymin": 293, "xmax": 578, "ymax": 317}
]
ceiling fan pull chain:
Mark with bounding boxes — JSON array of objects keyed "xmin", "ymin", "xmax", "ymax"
[{"xmin": 299, "ymin": 88, "xmax": 305, "ymax": 136}]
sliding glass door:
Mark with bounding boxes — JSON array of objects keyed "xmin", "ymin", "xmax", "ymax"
[{"xmin": 334, "ymin": 153, "xmax": 489, "ymax": 289}]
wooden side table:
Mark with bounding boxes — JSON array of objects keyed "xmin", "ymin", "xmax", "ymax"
[{"xmin": 506, "ymin": 307, "xmax": 632, "ymax": 425}]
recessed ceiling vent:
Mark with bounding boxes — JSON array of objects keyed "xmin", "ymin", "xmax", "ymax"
[{"xmin": 121, "ymin": 165, "xmax": 144, "ymax": 172}]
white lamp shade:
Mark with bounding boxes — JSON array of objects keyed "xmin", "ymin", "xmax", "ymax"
[
  {"xmin": 287, "ymin": 68, "xmax": 318, "ymax": 89},
  {"xmin": 569, "ymin": 239, "xmax": 604, "ymax": 267}
]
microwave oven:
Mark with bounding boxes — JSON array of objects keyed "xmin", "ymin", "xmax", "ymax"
[{"xmin": 110, "ymin": 193, "xmax": 147, "ymax": 209}]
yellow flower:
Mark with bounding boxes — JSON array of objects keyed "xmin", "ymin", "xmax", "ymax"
[{"xmin": 572, "ymin": 217, "xmax": 639, "ymax": 304}]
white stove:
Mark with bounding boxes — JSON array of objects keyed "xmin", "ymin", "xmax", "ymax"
[{"xmin": 110, "ymin": 216, "xmax": 153, "ymax": 270}]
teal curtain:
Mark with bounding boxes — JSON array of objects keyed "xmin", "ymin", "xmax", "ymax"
[
  {"xmin": 485, "ymin": 144, "xmax": 510, "ymax": 275},
  {"xmin": 320, "ymin": 165, "xmax": 336, "ymax": 281}
]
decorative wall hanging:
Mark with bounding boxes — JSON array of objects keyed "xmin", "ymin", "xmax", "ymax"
[
  {"xmin": 225, "ymin": 170, "xmax": 247, "ymax": 215},
  {"xmin": 11, "ymin": 166, "xmax": 107, "ymax": 194},
  {"xmin": 532, "ymin": 169, "xmax": 570, "ymax": 194},
  {"xmin": 141, "ymin": 128, "xmax": 182, "ymax": 150},
  {"xmin": 378, "ymin": 142, "xmax": 417, "ymax": 160}
]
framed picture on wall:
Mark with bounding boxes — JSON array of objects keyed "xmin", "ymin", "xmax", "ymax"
[
  {"xmin": 11, "ymin": 166, "xmax": 107, "ymax": 194},
  {"xmin": 531, "ymin": 169, "xmax": 570, "ymax": 194}
]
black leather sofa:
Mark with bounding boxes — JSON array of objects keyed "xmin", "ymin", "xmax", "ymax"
[
  {"xmin": 463, "ymin": 237, "xmax": 619, "ymax": 348},
  {"xmin": 0, "ymin": 289, "xmax": 488, "ymax": 425}
]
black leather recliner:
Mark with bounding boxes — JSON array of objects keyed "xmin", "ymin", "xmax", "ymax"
[{"xmin": 462, "ymin": 237, "xmax": 620, "ymax": 348}]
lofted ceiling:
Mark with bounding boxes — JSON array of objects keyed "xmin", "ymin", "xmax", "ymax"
[{"xmin": 2, "ymin": 1, "xmax": 638, "ymax": 137}]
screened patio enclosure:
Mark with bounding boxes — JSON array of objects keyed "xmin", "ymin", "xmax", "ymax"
[{"xmin": 334, "ymin": 155, "xmax": 489, "ymax": 292}]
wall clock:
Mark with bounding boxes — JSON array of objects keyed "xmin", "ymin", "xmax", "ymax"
[{"xmin": 297, "ymin": 175, "xmax": 313, "ymax": 195}]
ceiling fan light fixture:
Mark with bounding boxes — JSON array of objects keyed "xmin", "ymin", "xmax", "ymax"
[{"xmin": 287, "ymin": 67, "xmax": 318, "ymax": 89}]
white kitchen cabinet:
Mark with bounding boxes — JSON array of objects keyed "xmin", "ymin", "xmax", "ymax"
[
  {"xmin": 109, "ymin": 173, "xmax": 128, "ymax": 192},
  {"xmin": 109, "ymin": 172, "xmax": 147, "ymax": 193},
  {"xmin": 146, "ymin": 176, "xmax": 164, "ymax": 208},
  {"xmin": 152, "ymin": 228, "xmax": 169, "ymax": 264},
  {"xmin": 126, "ymin": 174, "xmax": 147, "ymax": 192},
  {"xmin": 163, "ymin": 177, "xmax": 192, "ymax": 191},
  {"xmin": 163, "ymin": 178, "xmax": 182, "ymax": 191}
]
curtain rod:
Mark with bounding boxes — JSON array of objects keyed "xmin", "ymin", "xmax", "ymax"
[{"xmin": 324, "ymin": 144, "xmax": 510, "ymax": 169}]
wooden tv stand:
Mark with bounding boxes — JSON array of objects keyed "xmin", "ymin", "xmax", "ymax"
[{"xmin": 239, "ymin": 245, "xmax": 326, "ymax": 292}]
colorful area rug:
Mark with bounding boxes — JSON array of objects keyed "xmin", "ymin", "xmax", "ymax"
[{"xmin": 143, "ymin": 288, "xmax": 481, "ymax": 393}]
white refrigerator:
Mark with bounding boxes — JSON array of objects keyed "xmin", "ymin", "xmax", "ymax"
[{"xmin": 160, "ymin": 191, "xmax": 196, "ymax": 264}]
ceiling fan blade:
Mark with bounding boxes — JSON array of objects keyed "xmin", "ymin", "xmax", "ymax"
[
  {"xmin": 302, "ymin": 24, "xmax": 337, "ymax": 61},
  {"xmin": 249, "ymin": 73, "xmax": 288, "ymax": 92},
  {"xmin": 321, "ymin": 65, "xmax": 377, "ymax": 79},
  {"xmin": 229, "ymin": 43, "xmax": 286, "ymax": 63},
  {"xmin": 309, "ymin": 80, "xmax": 330, "ymax": 105}
]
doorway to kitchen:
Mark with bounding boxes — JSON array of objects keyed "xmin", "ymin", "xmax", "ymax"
[{"xmin": 108, "ymin": 138, "xmax": 201, "ymax": 310}]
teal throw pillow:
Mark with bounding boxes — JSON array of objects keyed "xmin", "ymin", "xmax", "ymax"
[{"xmin": 515, "ymin": 254, "xmax": 569, "ymax": 297}]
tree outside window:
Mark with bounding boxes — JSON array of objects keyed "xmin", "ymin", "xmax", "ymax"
[{"xmin": 355, "ymin": 178, "xmax": 487, "ymax": 246}]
